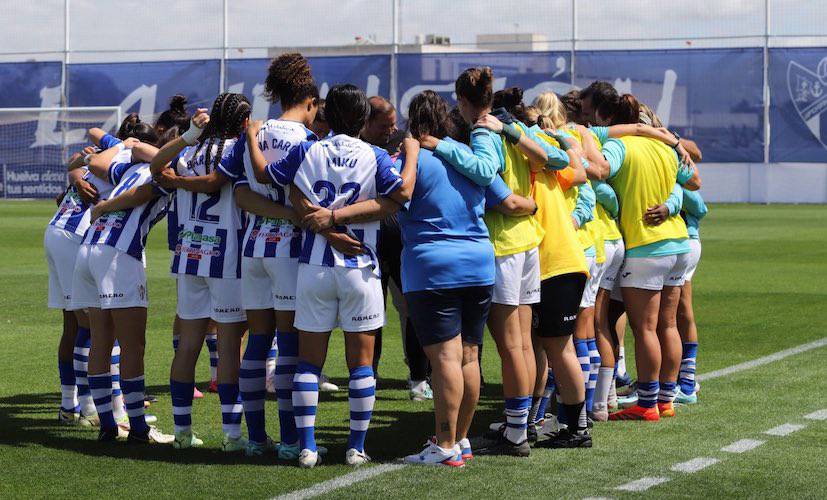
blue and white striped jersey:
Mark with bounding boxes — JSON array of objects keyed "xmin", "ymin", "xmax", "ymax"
[
  {"xmin": 231, "ymin": 119, "xmax": 316, "ymax": 259},
  {"xmin": 169, "ymin": 138, "xmax": 244, "ymax": 279},
  {"xmin": 48, "ymin": 134, "xmax": 124, "ymax": 240},
  {"xmin": 267, "ymin": 134, "xmax": 403, "ymax": 269},
  {"xmin": 83, "ymin": 162, "xmax": 169, "ymax": 263}
]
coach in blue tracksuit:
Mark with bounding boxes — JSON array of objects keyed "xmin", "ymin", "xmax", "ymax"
[{"xmin": 398, "ymin": 90, "xmax": 496, "ymax": 467}]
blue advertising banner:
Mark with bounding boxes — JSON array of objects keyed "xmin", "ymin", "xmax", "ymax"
[
  {"xmin": 575, "ymin": 48, "xmax": 764, "ymax": 163},
  {"xmin": 769, "ymin": 47, "xmax": 827, "ymax": 162},
  {"xmin": 396, "ymin": 51, "xmax": 571, "ymax": 120},
  {"xmin": 67, "ymin": 59, "xmax": 221, "ymax": 124},
  {"xmin": 0, "ymin": 62, "xmax": 62, "ymax": 107},
  {"xmin": 226, "ymin": 55, "xmax": 391, "ymax": 120}
]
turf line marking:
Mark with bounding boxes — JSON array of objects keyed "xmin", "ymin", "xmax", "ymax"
[
  {"xmin": 276, "ymin": 338, "xmax": 827, "ymax": 499},
  {"xmin": 803, "ymin": 409, "xmax": 827, "ymax": 421},
  {"xmin": 615, "ymin": 477, "xmax": 670, "ymax": 492},
  {"xmin": 696, "ymin": 337, "xmax": 827, "ymax": 382},
  {"xmin": 273, "ymin": 463, "xmax": 405, "ymax": 500},
  {"xmin": 721, "ymin": 439, "xmax": 765, "ymax": 454},
  {"xmin": 670, "ymin": 457, "xmax": 720, "ymax": 473},
  {"xmin": 764, "ymin": 423, "xmax": 806, "ymax": 436}
]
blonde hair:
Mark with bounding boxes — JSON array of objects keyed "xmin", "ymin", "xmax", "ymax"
[
  {"xmin": 639, "ymin": 103, "xmax": 663, "ymax": 128},
  {"xmin": 532, "ymin": 92, "xmax": 567, "ymax": 130},
  {"xmin": 523, "ymin": 106, "xmax": 540, "ymax": 126}
]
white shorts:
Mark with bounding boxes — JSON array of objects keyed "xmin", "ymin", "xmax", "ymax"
[
  {"xmin": 177, "ymin": 274, "xmax": 246, "ymax": 323},
  {"xmin": 241, "ymin": 256, "xmax": 298, "ymax": 311},
  {"xmin": 684, "ymin": 239, "xmax": 702, "ymax": 282},
  {"xmin": 599, "ymin": 239, "xmax": 625, "ymax": 291},
  {"xmin": 619, "ymin": 252, "xmax": 691, "ymax": 291},
  {"xmin": 71, "ymin": 244, "xmax": 148, "ymax": 310},
  {"xmin": 45, "ymin": 226, "xmax": 82, "ymax": 309},
  {"xmin": 294, "ymin": 264, "xmax": 384, "ymax": 333},
  {"xmin": 492, "ymin": 247, "xmax": 541, "ymax": 306},
  {"xmin": 580, "ymin": 255, "xmax": 604, "ymax": 309}
]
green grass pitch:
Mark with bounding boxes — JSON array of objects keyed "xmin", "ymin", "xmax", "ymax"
[{"xmin": 0, "ymin": 201, "xmax": 825, "ymax": 499}]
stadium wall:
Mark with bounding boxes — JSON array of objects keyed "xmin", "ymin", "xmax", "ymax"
[{"xmin": 2, "ymin": 47, "xmax": 827, "ymax": 202}]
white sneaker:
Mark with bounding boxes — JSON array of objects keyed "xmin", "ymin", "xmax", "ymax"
[
  {"xmin": 319, "ymin": 374, "xmax": 339, "ymax": 392},
  {"xmin": 145, "ymin": 414, "xmax": 158, "ymax": 424},
  {"xmin": 147, "ymin": 426, "xmax": 174, "ymax": 444},
  {"xmin": 409, "ymin": 380, "xmax": 433, "ymax": 401},
  {"xmin": 298, "ymin": 448, "xmax": 321, "ymax": 468},
  {"xmin": 345, "ymin": 448, "xmax": 371, "ymax": 466},
  {"xmin": 78, "ymin": 413, "xmax": 100, "ymax": 428},
  {"xmin": 403, "ymin": 441, "xmax": 464, "ymax": 467}
]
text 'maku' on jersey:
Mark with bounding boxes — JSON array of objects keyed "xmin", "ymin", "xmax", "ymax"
[
  {"xmin": 169, "ymin": 138, "xmax": 244, "ymax": 279},
  {"xmin": 83, "ymin": 160, "xmax": 169, "ymax": 264},
  {"xmin": 232, "ymin": 120, "xmax": 316, "ymax": 259},
  {"xmin": 267, "ymin": 133, "xmax": 402, "ymax": 270}
]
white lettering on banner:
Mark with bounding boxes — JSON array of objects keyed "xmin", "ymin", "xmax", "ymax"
[{"xmin": 31, "ymin": 84, "xmax": 157, "ymax": 149}]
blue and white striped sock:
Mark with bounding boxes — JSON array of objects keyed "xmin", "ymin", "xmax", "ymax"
[
  {"xmin": 73, "ymin": 327, "xmax": 95, "ymax": 416},
  {"xmin": 206, "ymin": 334, "xmax": 218, "ymax": 382},
  {"xmin": 170, "ymin": 379, "xmax": 194, "ymax": 434},
  {"xmin": 658, "ymin": 381, "xmax": 677, "ymax": 404},
  {"xmin": 348, "ymin": 365, "xmax": 376, "ymax": 452},
  {"xmin": 58, "ymin": 360, "xmax": 78, "ymax": 412},
  {"xmin": 172, "ymin": 334, "xmax": 180, "ymax": 352},
  {"xmin": 275, "ymin": 330, "xmax": 299, "ymax": 445},
  {"xmin": 637, "ymin": 380, "xmax": 659, "ymax": 408},
  {"xmin": 110, "ymin": 342, "xmax": 125, "ymax": 421},
  {"xmin": 292, "ymin": 361, "xmax": 320, "ymax": 452},
  {"xmin": 586, "ymin": 338, "xmax": 600, "ymax": 412},
  {"xmin": 504, "ymin": 396, "xmax": 531, "ymax": 444},
  {"xmin": 121, "ymin": 375, "xmax": 149, "ymax": 435},
  {"xmin": 89, "ymin": 373, "xmax": 117, "ymax": 429},
  {"xmin": 240, "ymin": 332, "xmax": 272, "ymax": 443},
  {"xmin": 217, "ymin": 383, "xmax": 243, "ymax": 439},
  {"xmin": 535, "ymin": 368, "xmax": 556, "ymax": 424},
  {"xmin": 574, "ymin": 339, "xmax": 590, "ymax": 407},
  {"xmin": 266, "ymin": 333, "xmax": 278, "ymax": 389},
  {"xmin": 679, "ymin": 342, "xmax": 698, "ymax": 395}
]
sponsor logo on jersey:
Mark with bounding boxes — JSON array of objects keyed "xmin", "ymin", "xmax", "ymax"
[
  {"xmin": 175, "ymin": 244, "xmax": 221, "ymax": 258},
  {"xmin": 563, "ymin": 314, "xmax": 577, "ymax": 322},
  {"xmin": 178, "ymin": 230, "xmax": 223, "ymax": 245}
]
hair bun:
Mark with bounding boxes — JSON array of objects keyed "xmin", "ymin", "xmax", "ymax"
[{"xmin": 169, "ymin": 94, "xmax": 187, "ymax": 113}]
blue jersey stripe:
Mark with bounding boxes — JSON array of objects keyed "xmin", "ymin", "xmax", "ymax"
[
  {"xmin": 184, "ymin": 225, "xmax": 204, "ymax": 275},
  {"xmin": 209, "ymin": 228, "xmax": 227, "ymax": 278},
  {"xmin": 126, "ymin": 197, "xmax": 160, "ymax": 259}
]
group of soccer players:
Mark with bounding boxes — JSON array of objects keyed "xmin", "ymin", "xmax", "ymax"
[{"xmin": 44, "ymin": 52, "xmax": 708, "ymax": 468}]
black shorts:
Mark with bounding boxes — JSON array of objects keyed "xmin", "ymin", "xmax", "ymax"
[
  {"xmin": 406, "ymin": 285, "xmax": 494, "ymax": 347},
  {"xmin": 533, "ymin": 273, "xmax": 587, "ymax": 338}
]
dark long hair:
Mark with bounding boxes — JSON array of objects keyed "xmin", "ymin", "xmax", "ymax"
[
  {"xmin": 155, "ymin": 94, "xmax": 190, "ymax": 136},
  {"xmin": 493, "ymin": 86, "xmax": 529, "ymax": 123},
  {"xmin": 598, "ymin": 93, "xmax": 641, "ymax": 125},
  {"xmin": 116, "ymin": 113, "xmax": 158, "ymax": 145},
  {"xmin": 455, "ymin": 67, "xmax": 493, "ymax": 108},
  {"xmin": 325, "ymin": 84, "xmax": 370, "ymax": 137},
  {"xmin": 407, "ymin": 90, "xmax": 452, "ymax": 140},
  {"xmin": 192, "ymin": 93, "xmax": 251, "ymax": 173}
]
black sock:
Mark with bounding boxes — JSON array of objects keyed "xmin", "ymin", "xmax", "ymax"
[{"xmin": 563, "ymin": 401, "xmax": 586, "ymax": 433}]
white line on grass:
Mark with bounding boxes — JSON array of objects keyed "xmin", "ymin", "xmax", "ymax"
[
  {"xmin": 721, "ymin": 439, "xmax": 765, "ymax": 453},
  {"xmin": 804, "ymin": 409, "xmax": 827, "ymax": 421},
  {"xmin": 275, "ymin": 337, "xmax": 827, "ymax": 500},
  {"xmin": 764, "ymin": 423, "xmax": 806, "ymax": 436},
  {"xmin": 670, "ymin": 457, "xmax": 720, "ymax": 473},
  {"xmin": 615, "ymin": 477, "xmax": 671, "ymax": 492},
  {"xmin": 274, "ymin": 463, "xmax": 405, "ymax": 500},
  {"xmin": 696, "ymin": 337, "xmax": 827, "ymax": 382}
]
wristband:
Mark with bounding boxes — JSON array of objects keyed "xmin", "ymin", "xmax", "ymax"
[
  {"xmin": 501, "ymin": 123, "xmax": 522, "ymax": 144},
  {"xmin": 670, "ymin": 130, "xmax": 681, "ymax": 148},
  {"xmin": 83, "ymin": 153, "xmax": 93, "ymax": 165},
  {"xmin": 181, "ymin": 123, "xmax": 203, "ymax": 145}
]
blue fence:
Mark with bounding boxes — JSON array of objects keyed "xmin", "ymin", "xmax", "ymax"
[{"xmin": 2, "ymin": 47, "xmax": 827, "ymax": 197}]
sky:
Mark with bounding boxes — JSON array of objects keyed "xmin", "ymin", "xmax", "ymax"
[{"xmin": 0, "ymin": 0, "xmax": 824, "ymax": 63}]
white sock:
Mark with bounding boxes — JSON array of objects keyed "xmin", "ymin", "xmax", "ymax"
[
  {"xmin": 617, "ymin": 346, "xmax": 627, "ymax": 377},
  {"xmin": 112, "ymin": 394, "xmax": 127, "ymax": 421},
  {"xmin": 594, "ymin": 367, "xmax": 614, "ymax": 410}
]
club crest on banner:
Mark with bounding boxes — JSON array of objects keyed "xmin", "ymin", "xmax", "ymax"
[{"xmin": 788, "ymin": 57, "xmax": 827, "ymax": 150}]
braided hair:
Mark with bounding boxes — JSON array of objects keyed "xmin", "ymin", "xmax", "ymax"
[{"xmin": 192, "ymin": 93, "xmax": 251, "ymax": 173}]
